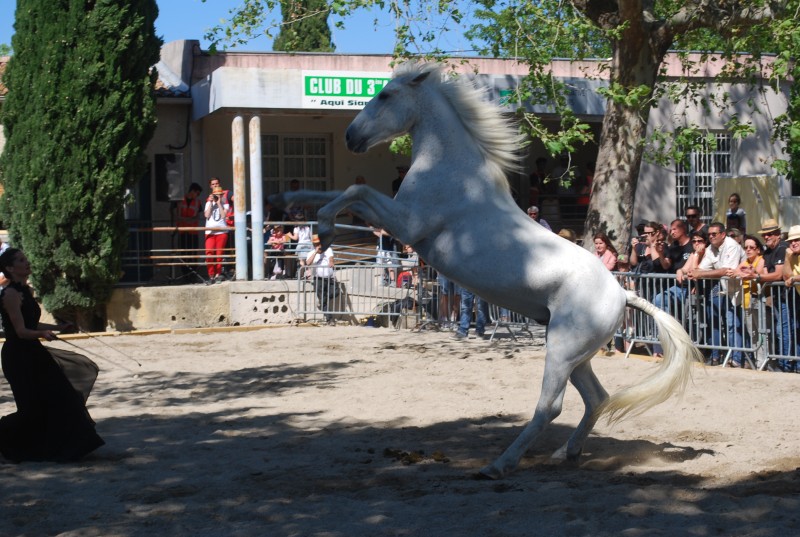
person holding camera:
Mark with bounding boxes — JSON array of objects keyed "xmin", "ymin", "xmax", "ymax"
[
  {"xmin": 204, "ymin": 178, "xmax": 231, "ymax": 284},
  {"xmin": 306, "ymin": 235, "xmax": 336, "ymax": 325}
]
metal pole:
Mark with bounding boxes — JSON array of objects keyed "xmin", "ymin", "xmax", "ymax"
[
  {"xmin": 231, "ymin": 116, "xmax": 248, "ymax": 280},
  {"xmin": 249, "ymin": 116, "xmax": 265, "ymax": 280}
]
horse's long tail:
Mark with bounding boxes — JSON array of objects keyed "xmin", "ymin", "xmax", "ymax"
[{"xmin": 595, "ymin": 291, "xmax": 704, "ymax": 425}]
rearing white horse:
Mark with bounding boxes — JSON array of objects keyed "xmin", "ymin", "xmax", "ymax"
[{"xmin": 271, "ymin": 62, "xmax": 702, "ymax": 479}]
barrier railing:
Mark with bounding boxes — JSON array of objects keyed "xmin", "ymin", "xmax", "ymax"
[
  {"xmin": 120, "ymin": 223, "xmax": 798, "ymax": 367},
  {"xmin": 613, "ymin": 272, "xmax": 799, "ymax": 369},
  {"xmin": 292, "ymin": 258, "xmax": 433, "ymax": 327}
]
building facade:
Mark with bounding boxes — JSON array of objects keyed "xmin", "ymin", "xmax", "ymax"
[{"xmin": 1, "ymin": 41, "xmax": 796, "ymax": 252}]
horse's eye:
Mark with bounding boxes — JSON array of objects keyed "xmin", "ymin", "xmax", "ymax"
[{"xmin": 378, "ymin": 91, "xmax": 389, "ymax": 100}]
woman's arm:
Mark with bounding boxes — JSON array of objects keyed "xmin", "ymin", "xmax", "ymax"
[
  {"xmin": 1, "ymin": 288, "xmax": 57, "ymax": 341},
  {"xmin": 601, "ymin": 250, "xmax": 616, "ymax": 270},
  {"xmin": 681, "ymin": 252, "xmax": 701, "ymax": 281}
]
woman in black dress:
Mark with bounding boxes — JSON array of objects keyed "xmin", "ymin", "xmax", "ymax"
[{"xmin": 0, "ymin": 248, "xmax": 104, "ymax": 462}]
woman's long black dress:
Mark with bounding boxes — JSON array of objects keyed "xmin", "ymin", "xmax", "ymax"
[{"xmin": 0, "ymin": 282, "xmax": 104, "ymax": 462}]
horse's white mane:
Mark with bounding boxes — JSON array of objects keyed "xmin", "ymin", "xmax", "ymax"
[{"xmin": 393, "ymin": 62, "xmax": 525, "ymax": 191}]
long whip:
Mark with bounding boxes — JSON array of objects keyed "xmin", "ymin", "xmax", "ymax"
[
  {"xmin": 52, "ymin": 335, "xmax": 141, "ymax": 374},
  {"xmin": 53, "ymin": 315, "xmax": 143, "ymax": 369}
]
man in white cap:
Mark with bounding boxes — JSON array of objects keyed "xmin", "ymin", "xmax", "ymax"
[
  {"xmin": 783, "ymin": 225, "xmax": 800, "ymax": 290},
  {"xmin": 783, "ymin": 225, "xmax": 800, "ymax": 364}
]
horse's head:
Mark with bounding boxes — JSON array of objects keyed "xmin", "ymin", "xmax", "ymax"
[{"xmin": 345, "ymin": 63, "xmax": 438, "ymax": 154}]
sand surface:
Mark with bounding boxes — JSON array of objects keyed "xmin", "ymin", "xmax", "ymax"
[{"xmin": 1, "ymin": 325, "xmax": 799, "ymax": 536}]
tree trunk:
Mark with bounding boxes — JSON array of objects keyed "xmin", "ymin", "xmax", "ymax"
[{"xmin": 583, "ymin": 16, "xmax": 670, "ymax": 255}]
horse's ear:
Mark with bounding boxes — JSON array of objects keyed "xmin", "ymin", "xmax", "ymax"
[{"xmin": 409, "ymin": 71, "xmax": 431, "ymax": 87}]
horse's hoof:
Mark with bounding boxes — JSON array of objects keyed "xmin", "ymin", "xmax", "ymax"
[
  {"xmin": 566, "ymin": 449, "xmax": 582, "ymax": 462},
  {"xmin": 551, "ymin": 444, "xmax": 582, "ymax": 464},
  {"xmin": 550, "ymin": 444, "xmax": 568, "ymax": 461},
  {"xmin": 475, "ymin": 465, "xmax": 504, "ymax": 480}
]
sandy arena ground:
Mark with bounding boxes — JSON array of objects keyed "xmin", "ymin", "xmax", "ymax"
[{"xmin": 1, "ymin": 325, "xmax": 799, "ymax": 536}]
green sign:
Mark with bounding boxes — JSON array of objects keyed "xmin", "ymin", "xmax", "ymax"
[{"xmin": 304, "ymin": 75, "xmax": 390, "ymax": 98}]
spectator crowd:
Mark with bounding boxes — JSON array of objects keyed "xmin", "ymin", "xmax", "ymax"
[{"xmin": 599, "ymin": 200, "xmax": 800, "ymax": 372}]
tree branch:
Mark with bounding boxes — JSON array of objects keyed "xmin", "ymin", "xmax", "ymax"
[
  {"xmin": 571, "ymin": 0, "xmax": 622, "ymax": 28},
  {"xmin": 668, "ymin": 0, "xmax": 787, "ymax": 36}
]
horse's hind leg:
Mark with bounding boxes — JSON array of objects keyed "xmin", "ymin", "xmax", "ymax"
[
  {"xmin": 479, "ymin": 356, "xmax": 573, "ymax": 480},
  {"xmin": 551, "ymin": 360, "xmax": 609, "ymax": 461}
]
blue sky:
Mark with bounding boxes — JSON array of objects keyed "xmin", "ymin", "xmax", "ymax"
[{"xmin": 0, "ymin": 0, "xmax": 476, "ymax": 55}]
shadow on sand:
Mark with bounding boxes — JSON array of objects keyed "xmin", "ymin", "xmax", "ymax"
[{"xmin": 1, "ymin": 359, "xmax": 798, "ymax": 537}]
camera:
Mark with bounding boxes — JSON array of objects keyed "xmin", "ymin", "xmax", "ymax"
[{"xmin": 212, "ymin": 194, "xmax": 219, "ymax": 202}]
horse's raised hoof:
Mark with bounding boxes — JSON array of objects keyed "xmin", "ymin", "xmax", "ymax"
[{"xmin": 318, "ymin": 232, "xmax": 335, "ymax": 252}]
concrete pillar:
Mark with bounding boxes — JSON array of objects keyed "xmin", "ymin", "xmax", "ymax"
[
  {"xmin": 231, "ymin": 116, "xmax": 248, "ymax": 280},
  {"xmin": 249, "ymin": 116, "xmax": 265, "ymax": 280}
]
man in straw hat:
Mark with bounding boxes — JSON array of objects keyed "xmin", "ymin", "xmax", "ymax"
[{"xmin": 758, "ymin": 218, "xmax": 794, "ymax": 369}]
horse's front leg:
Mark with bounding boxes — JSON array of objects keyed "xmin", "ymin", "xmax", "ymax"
[{"xmin": 315, "ymin": 185, "xmax": 417, "ymax": 249}]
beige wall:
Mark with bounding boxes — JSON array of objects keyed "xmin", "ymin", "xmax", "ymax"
[
  {"xmin": 635, "ymin": 80, "xmax": 789, "ymax": 227},
  {"xmin": 147, "ymin": 45, "xmax": 792, "ymax": 236}
]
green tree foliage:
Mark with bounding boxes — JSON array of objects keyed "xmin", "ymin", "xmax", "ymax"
[
  {"xmin": 273, "ymin": 0, "xmax": 335, "ymax": 52},
  {"xmin": 0, "ymin": 0, "xmax": 161, "ymax": 326},
  {"xmin": 203, "ymin": 1, "xmax": 798, "ymax": 245},
  {"xmin": 464, "ymin": 0, "xmax": 796, "ymax": 246},
  {"xmin": 0, "ymin": 43, "xmax": 11, "ymax": 56}
]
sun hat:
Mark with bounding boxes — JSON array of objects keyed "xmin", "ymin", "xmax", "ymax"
[
  {"xmin": 311, "ymin": 234, "xmax": 321, "ymax": 244},
  {"xmin": 758, "ymin": 218, "xmax": 781, "ymax": 234},
  {"xmin": 786, "ymin": 225, "xmax": 800, "ymax": 242}
]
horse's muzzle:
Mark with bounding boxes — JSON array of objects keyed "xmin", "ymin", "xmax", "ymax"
[{"xmin": 345, "ymin": 126, "xmax": 368, "ymax": 153}]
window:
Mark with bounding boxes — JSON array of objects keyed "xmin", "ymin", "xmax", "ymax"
[
  {"xmin": 154, "ymin": 153, "xmax": 184, "ymax": 202},
  {"xmin": 262, "ymin": 134, "xmax": 331, "ymax": 196},
  {"xmin": 675, "ymin": 132, "xmax": 732, "ymax": 223}
]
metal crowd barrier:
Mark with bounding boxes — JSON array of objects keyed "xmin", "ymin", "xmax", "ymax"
[
  {"xmin": 293, "ymin": 255, "xmax": 433, "ymax": 327},
  {"xmin": 486, "ymin": 305, "xmax": 538, "ymax": 342},
  {"xmin": 294, "ymin": 261, "xmax": 545, "ymax": 339},
  {"xmin": 119, "ymin": 223, "xmax": 800, "ymax": 367},
  {"xmin": 298, "ymin": 262, "xmax": 798, "ymax": 369},
  {"xmin": 613, "ymin": 272, "xmax": 799, "ymax": 369}
]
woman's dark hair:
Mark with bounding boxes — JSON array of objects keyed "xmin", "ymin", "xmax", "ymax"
[
  {"xmin": 592, "ymin": 232, "xmax": 618, "ymax": 257},
  {"xmin": 690, "ymin": 230, "xmax": 709, "ymax": 244},
  {"xmin": 743, "ymin": 235, "xmax": 763, "ymax": 252},
  {"xmin": 0, "ymin": 248, "xmax": 21, "ymax": 274}
]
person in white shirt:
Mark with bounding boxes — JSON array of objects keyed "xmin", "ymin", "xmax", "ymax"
[
  {"xmin": 687, "ymin": 222, "xmax": 746, "ymax": 366},
  {"xmin": 306, "ymin": 235, "xmax": 336, "ymax": 325}
]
